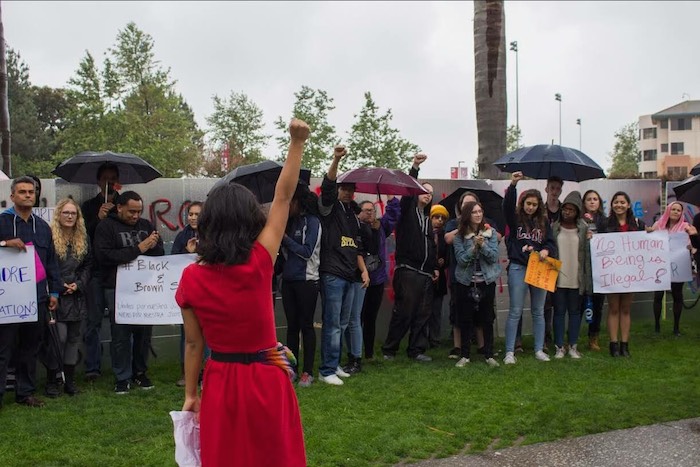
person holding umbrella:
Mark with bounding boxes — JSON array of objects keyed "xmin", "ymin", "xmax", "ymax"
[
  {"xmin": 0, "ymin": 176, "xmax": 62, "ymax": 408},
  {"xmin": 50, "ymin": 199, "xmax": 93, "ymax": 395}
]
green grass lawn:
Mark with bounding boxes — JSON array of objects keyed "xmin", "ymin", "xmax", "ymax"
[{"xmin": 1, "ymin": 311, "xmax": 699, "ymax": 466}]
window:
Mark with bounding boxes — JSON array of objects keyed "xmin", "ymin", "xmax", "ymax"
[
  {"xmin": 667, "ymin": 166, "xmax": 688, "ymax": 180},
  {"xmin": 671, "ymin": 142, "xmax": 685, "ymax": 155},
  {"xmin": 660, "ymin": 143, "xmax": 668, "ymax": 153},
  {"xmin": 642, "ymin": 128, "xmax": 657, "ymax": 139},
  {"xmin": 660, "ymin": 119, "xmax": 668, "ymax": 129},
  {"xmin": 671, "ymin": 118, "xmax": 692, "ymax": 131},
  {"xmin": 642, "ymin": 171, "xmax": 657, "ymax": 179},
  {"xmin": 643, "ymin": 150, "xmax": 657, "ymax": 161}
]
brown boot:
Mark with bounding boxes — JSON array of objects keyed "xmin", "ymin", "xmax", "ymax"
[{"xmin": 589, "ymin": 334, "xmax": 601, "ymax": 351}]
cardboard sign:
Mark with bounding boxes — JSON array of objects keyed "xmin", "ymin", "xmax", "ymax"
[
  {"xmin": 115, "ymin": 254, "xmax": 196, "ymax": 325},
  {"xmin": 0, "ymin": 245, "xmax": 39, "ymax": 324},
  {"xmin": 591, "ymin": 230, "xmax": 671, "ymax": 293},
  {"xmin": 524, "ymin": 252, "xmax": 562, "ymax": 292},
  {"xmin": 669, "ymin": 232, "xmax": 693, "ymax": 284}
]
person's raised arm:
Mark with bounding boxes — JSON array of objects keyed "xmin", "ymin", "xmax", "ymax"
[
  {"xmin": 503, "ymin": 171, "xmax": 522, "ymax": 231},
  {"xmin": 327, "ymin": 145, "xmax": 346, "ymax": 182},
  {"xmin": 258, "ymin": 119, "xmax": 310, "ymax": 261}
]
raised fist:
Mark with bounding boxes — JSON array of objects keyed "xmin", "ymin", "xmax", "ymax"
[
  {"xmin": 413, "ymin": 153, "xmax": 428, "ymax": 166},
  {"xmin": 511, "ymin": 171, "xmax": 524, "ymax": 185},
  {"xmin": 333, "ymin": 145, "xmax": 347, "ymax": 159},
  {"xmin": 289, "ymin": 119, "xmax": 310, "ymax": 142}
]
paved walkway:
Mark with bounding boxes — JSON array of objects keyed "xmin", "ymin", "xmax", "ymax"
[{"xmin": 410, "ymin": 418, "xmax": 700, "ymax": 467}]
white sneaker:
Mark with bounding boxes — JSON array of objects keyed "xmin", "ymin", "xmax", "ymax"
[
  {"xmin": 568, "ymin": 345, "xmax": 582, "ymax": 359},
  {"xmin": 455, "ymin": 357, "xmax": 470, "ymax": 368},
  {"xmin": 336, "ymin": 366, "xmax": 351, "ymax": 378},
  {"xmin": 535, "ymin": 350, "xmax": 551, "ymax": 362},
  {"xmin": 554, "ymin": 346, "xmax": 566, "ymax": 359},
  {"xmin": 319, "ymin": 374, "xmax": 344, "ymax": 386},
  {"xmin": 485, "ymin": 357, "xmax": 500, "ymax": 367},
  {"xmin": 503, "ymin": 352, "xmax": 517, "ymax": 365}
]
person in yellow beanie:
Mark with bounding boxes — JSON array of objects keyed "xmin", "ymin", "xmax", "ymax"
[
  {"xmin": 428, "ymin": 203, "xmax": 449, "ymax": 348},
  {"xmin": 430, "ymin": 204, "xmax": 449, "ymax": 220}
]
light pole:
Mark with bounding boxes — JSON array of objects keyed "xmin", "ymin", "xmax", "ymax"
[
  {"xmin": 510, "ymin": 41, "xmax": 519, "ymax": 142},
  {"xmin": 458, "ymin": 160, "xmax": 466, "ymax": 179},
  {"xmin": 555, "ymin": 93, "xmax": 562, "ymax": 145},
  {"xmin": 576, "ymin": 118, "xmax": 582, "ymax": 151}
]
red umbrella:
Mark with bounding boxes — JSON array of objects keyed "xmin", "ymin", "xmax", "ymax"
[{"xmin": 336, "ymin": 167, "xmax": 430, "ymax": 196}]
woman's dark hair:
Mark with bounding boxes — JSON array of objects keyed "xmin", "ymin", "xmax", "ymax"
[
  {"xmin": 606, "ymin": 191, "xmax": 636, "ymax": 230},
  {"xmin": 516, "ymin": 189, "xmax": 547, "ymax": 231},
  {"xmin": 458, "ymin": 201, "xmax": 485, "ymax": 236},
  {"xmin": 187, "ymin": 201, "xmax": 203, "ymax": 214},
  {"xmin": 582, "ymin": 189, "xmax": 605, "ymax": 216},
  {"xmin": 286, "ymin": 184, "xmax": 319, "ymax": 233},
  {"xmin": 197, "ymin": 183, "xmax": 266, "ymax": 265},
  {"xmin": 455, "ymin": 191, "xmax": 480, "ymax": 217}
]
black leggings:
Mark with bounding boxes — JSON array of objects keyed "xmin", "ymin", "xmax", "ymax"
[
  {"xmin": 361, "ymin": 283, "xmax": 385, "ymax": 359},
  {"xmin": 454, "ymin": 282, "xmax": 496, "ymax": 359},
  {"xmin": 281, "ymin": 280, "xmax": 319, "ymax": 375},
  {"xmin": 653, "ymin": 282, "xmax": 684, "ymax": 332}
]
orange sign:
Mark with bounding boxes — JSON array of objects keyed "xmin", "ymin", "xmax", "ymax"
[{"xmin": 524, "ymin": 252, "xmax": 562, "ymax": 292}]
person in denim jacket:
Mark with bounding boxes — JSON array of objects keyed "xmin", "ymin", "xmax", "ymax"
[{"xmin": 453, "ymin": 201, "xmax": 502, "ymax": 367}]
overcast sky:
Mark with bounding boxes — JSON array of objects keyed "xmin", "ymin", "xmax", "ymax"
[{"xmin": 3, "ymin": 1, "xmax": 699, "ymax": 178}]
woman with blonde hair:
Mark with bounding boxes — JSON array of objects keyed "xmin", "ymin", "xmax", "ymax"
[{"xmin": 50, "ymin": 198, "xmax": 92, "ymax": 395}]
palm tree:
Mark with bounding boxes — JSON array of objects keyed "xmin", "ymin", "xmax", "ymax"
[
  {"xmin": 0, "ymin": 1, "xmax": 10, "ymax": 176},
  {"xmin": 473, "ymin": 0, "xmax": 507, "ymax": 180}
]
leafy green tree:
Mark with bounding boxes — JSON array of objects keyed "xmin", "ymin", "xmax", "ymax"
[
  {"xmin": 204, "ymin": 91, "xmax": 269, "ymax": 176},
  {"xmin": 275, "ymin": 86, "xmax": 337, "ymax": 177},
  {"xmin": 506, "ymin": 124, "xmax": 523, "ymax": 153},
  {"xmin": 344, "ymin": 92, "xmax": 419, "ymax": 172},
  {"xmin": 608, "ymin": 122, "xmax": 640, "ymax": 179}
]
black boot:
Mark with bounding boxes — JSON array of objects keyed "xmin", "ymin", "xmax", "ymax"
[
  {"xmin": 64, "ymin": 365, "xmax": 80, "ymax": 396},
  {"xmin": 609, "ymin": 341, "xmax": 620, "ymax": 357},
  {"xmin": 44, "ymin": 369, "xmax": 61, "ymax": 398},
  {"xmin": 620, "ymin": 342, "xmax": 630, "ymax": 357}
]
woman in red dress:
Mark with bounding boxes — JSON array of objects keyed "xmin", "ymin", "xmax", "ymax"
[{"xmin": 177, "ymin": 119, "xmax": 310, "ymax": 466}]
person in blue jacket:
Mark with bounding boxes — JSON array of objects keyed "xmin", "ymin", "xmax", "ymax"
[{"xmin": 281, "ymin": 183, "xmax": 322, "ymax": 387}]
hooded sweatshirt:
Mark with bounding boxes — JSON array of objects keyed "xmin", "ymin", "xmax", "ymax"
[
  {"xmin": 94, "ymin": 211, "xmax": 165, "ymax": 288},
  {"xmin": 0, "ymin": 206, "xmax": 62, "ymax": 303},
  {"xmin": 503, "ymin": 184, "xmax": 557, "ymax": 266},
  {"xmin": 552, "ymin": 191, "xmax": 592, "ymax": 295}
]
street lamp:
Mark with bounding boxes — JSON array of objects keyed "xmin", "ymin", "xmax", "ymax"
[
  {"xmin": 555, "ymin": 93, "xmax": 562, "ymax": 145},
  {"xmin": 576, "ymin": 118, "xmax": 582, "ymax": 151},
  {"xmin": 458, "ymin": 160, "xmax": 466, "ymax": 179},
  {"xmin": 510, "ymin": 41, "xmax": 519, "ymax": 142}
]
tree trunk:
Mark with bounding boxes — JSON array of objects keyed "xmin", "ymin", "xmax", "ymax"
[
  {"xmin": 0, "ymin": 1, "xmax": 10, "ymax": 177},
  {"xmin": 473, "ymin": 0, "xmax": 507, "ymax": 180}
]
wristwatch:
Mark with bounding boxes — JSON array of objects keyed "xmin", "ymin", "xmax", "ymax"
[{"xmin": 0, "ymin": 240, "xmax": 6, "ymax": 247}]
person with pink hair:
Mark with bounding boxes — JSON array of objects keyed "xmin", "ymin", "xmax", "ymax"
[{"xmin": 647, "ymin": 202, "xmax": 697, "ymax": 336}]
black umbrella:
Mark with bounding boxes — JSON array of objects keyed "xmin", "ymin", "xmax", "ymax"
[
  {"xmin": 673, "ymin": 174, "xmax": 700, "ymax": 205},
  {"xmin": 46, "ymin": 311, "xmax": 65, "ymax": 384},
  {"xmin": 438, "ymin": 181, "xmax": 505, "ymax": 233},
  {"xmin": 493, "ymin": 144, "xmax": 605, "ymax": 182},
  {"xmin": 212, "ymin": 160, "xmax": 312, "ymax": 204},
  {"xmin": 52, "ymin": 151, "xmax": 163, "ymax": 185},
  {"xmin": 690, "ymin": 163, "xmax": 700, "ymax": 176}
]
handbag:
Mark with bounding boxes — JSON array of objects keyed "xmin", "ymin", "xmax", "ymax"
[
  {"xmin": 469, "ymin": 283, "xmax": 482, "ymax": 303},
  {"xmin": 364, "ymin": 254, "xmax": 381, "ymax": 273}
]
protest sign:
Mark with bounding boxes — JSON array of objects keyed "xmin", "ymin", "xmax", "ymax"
[
  {"xmin": 32, "ymin": 207, "xmax": 55, "ymax": 224},
  {"xmin": 115, "ymin": 254, "xmax": 196, "ymax": 325},
  {"xmin": 669, "ymin": 232, "xmax": 693, "ymax": 283},
  {"xmin": 0, "ymin": 245, "xmax": 38, "ymax": 324},
  {"xmin": 524, "ymin": 252, "xmax": 562, "ymax": 292},
  {"xmin": 591, "ymin": 230, "xmax": 670, "ymax": 293}
]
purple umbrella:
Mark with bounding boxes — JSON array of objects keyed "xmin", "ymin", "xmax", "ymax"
[{"xmin": 336, "ymin": 167, "xmax": 430, "ymax": 196}]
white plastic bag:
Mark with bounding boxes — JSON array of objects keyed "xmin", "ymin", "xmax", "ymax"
[{"xmin": 169, "ymin": 410, "xmax": 201, "ymax": 467}]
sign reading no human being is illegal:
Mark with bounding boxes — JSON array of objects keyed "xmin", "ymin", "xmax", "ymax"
[
  {"xmin": 0, "ymin": 246, "xmax": 38, "ymax": 325},
  {"xmin": 115, "ymin": 254, "xmax": 196, "ymax": 325}
]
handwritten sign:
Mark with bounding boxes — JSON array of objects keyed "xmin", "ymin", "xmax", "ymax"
[
  {"xmin": 591, "ymin": 231, "xmax": 670, "ymax": 293},
  {"xmin": 0, "ymin": 246, "xmax": 38, "ymax": 324},
  {"xmin": 115, "ymin": 254, "xmax": 196, "ymax": 325},
  {"xmin": 32, "ymin": 207, "xmax": 55, "ymax": 224},
  {"xmin": 669, "ymin": 232, "xmax": 693, "ymax": 283},
  {"xmin": 524, "ymin": 252, "xmax": 562, "ymax": 292}
]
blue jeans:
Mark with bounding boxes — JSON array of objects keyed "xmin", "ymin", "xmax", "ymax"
[
  {"xmin": 343, "ymin": 282, "xmax": 366, "ymax": 359},
  {"xmin": 505, "ymin": 263, "xmax": 546, "ymax": 353},
  {"xmin": 554, "ymin": 288, "xmax": 582, "ymax": 347},
  {"xmin": 319, "ymin": 274, "xmax": 355, "ymax": 377}
]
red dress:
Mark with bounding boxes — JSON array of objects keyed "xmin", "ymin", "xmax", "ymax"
[{"xmin": 176, "ymin": 242, "xmax": 306, "ymax": 467}]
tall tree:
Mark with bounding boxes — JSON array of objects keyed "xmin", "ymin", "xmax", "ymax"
[
  {"xmin": 608, "ymin": 122, "xmax": 639, "ymax": 179},
  {"xmin": 506, "ymin": 124, "xmax": 523, "ymax": 154},
  {"xmin": 275, "ymin": 86, "xmax": 337, "ymax": 177},
  {"xmin": 344, "ymin": 92, "xmax": 419, "ymax": 172},
  {"xmin": 0, "ymin": 2, "xmax": 9, "ymax": 176},
  {"xmin": 204, "ymin": 91, "xmax": 269, "ymax": 176},
  {"xmin": 473, "ymin": 0, "xmax": 508, "ymax": 180}
]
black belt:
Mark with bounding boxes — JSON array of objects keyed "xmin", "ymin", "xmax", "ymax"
[{"xmin": 210, "ymin": 351, "xmax": 265, "ymax": 364}]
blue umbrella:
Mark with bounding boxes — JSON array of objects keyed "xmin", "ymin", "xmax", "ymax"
[{"xmin": 493, "ymin": 144, "xmax": 605, "ymax": 182}]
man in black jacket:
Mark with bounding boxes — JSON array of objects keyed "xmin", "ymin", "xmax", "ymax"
[
  {"xmin": 94, "ymin": 191, "xmax": 164, "ymax": 394},
  {"xmin": 82, "ymin": 162, "xmax": 120, "ymax": 381},
  {"xmin": 382, "ymin": 153, "xmax": 438, "ymax": 361}
]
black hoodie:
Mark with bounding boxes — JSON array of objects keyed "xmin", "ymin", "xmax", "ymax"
[
  {"xmin": 94, "ymin": 211, "xmax": 164, "ymax": 288},
  {"xmin": 503, "ymin": 184, "xmax": 557, "ymax": 266}
]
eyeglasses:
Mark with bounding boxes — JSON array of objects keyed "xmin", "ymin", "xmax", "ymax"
[{"xmin": 60, "ymin": 211, "xmax": 77, "ymax": 217}]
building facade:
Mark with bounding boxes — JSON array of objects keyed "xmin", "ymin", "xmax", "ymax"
[{"xmin": 638, "ymin": 100, "xmax": 700, "ymax": 179}]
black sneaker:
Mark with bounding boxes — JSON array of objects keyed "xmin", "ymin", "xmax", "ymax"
[
  {"xmin": 342, "ymin": 361, "xmax": 362, "ymax": 375},
  {"xmin": 448, "ymin": 347, "xmax": 460, "ymax": 359},
  {"xmin": 114, "ymin": 380, "xmax": 130, "ymax": 395},
  {"xmin": 133, "ymin": 373, "xmax": 154, "ymax": 390},
  {"xmin": 44, "ymin": 381, "xmax": 61, "ymax": 398}
]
